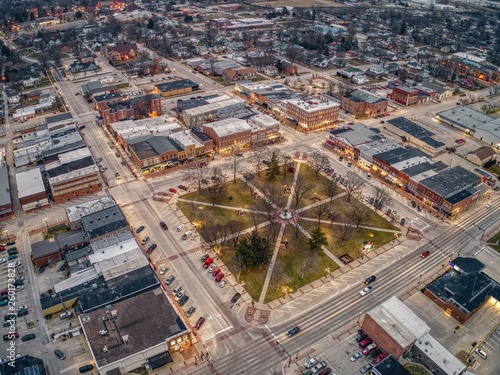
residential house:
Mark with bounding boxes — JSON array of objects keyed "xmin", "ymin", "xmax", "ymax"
[
  {"xmin": 70, "ymin": 61, "xmax": 97, "ymax": 74},
  {"xmin": 7, "ymin": 92, "xmax": 20, "ymax": 104},
  {"xmin": 22, "ymin": 73, "xmax": 42, "ymax": 87},
  {"xmin": 264, "ymin": 65, "xmax": 278, "ymax": 77},
  {"xmin": 466, "ymin": 147, "xmax": 497, "ymax": 166},
  {"xmin": 313, "ymin": 58, "xmax": 329, "ymax": 69},
  {"xmin": 103, "ymin": 43, "xmax": 140, "ymax": 63},
  {"xmin": 222, "ymin": 67, "xmax": 257, "ymax": 82}
]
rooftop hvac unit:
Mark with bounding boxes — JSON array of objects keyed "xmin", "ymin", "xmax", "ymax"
[
  {"xmin": 103, "ymin": 346, "xmax": 108, "ymax": 353},
  {"xmin": 99, "ymin": 330, "xmax": 108, "ymax": 336}
]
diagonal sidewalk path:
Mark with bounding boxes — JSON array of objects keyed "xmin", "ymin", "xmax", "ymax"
[{"xmin": 258, "ymin": 162, "xmax": 303, "ymax": 304}]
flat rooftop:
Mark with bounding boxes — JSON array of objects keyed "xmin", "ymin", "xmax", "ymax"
[
  {"xmin": 387, "ymin": 117, "xmax": 444, "ymax": 150},
  {"xmin": 16, "ymin": 167, "xmax": 46, "ymax": 199},
  {"xmin": 368, "ymin": 296, "xmax": 429, "ymax": 349},
  {"xmin": 419, "ymin": 165, "xmax": 481, "ymax": 199},
  {"xmin": 183, "ymin": 97, "xmax": 245, "ymax": 117},
  {"xmin": 202, "ymin": 118, "xmax": 252, "ymax": 137},
  {"xmin": 287, "ymin": 97, "xmax": 340, "ymax": 113},
  {"xmin": 66, "ymin": 196, "xmax": 117, "ymax": 224},
  {"xmin": 81, "ymin": 288, "xmax": 187, "ymax": 367},
  {"xmin": 155, "ymin": 79, "xmax": 198, "ymax": 92}
]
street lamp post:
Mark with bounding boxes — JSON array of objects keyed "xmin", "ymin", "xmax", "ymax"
[
  {"xmin": 296, "ymin": 347, "xmax": 300, "ymax": 359},
  {"xmin": 418, "ymin": 272, "xmax": 423, "ymax": 284},
  {"xmin": 357, "ymin": 311, "xmax": 362, "ymax": 324}
]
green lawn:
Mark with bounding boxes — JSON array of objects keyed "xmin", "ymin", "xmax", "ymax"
[
  {"xmin": 487, "ymin": 164, "xmax": 500, "ymax": 177},
  {"xmin": 302, "ymin": 195, "xmax": 398, "ymax": 231},
  {"xmin": 301, "ymin": 221, "xmax": 397, "ymax": 260},
  {"xmin": 295, "ymin": 163, "xmax": 333, "ymax": 208},
  {"xmin": 404, "ymin": 364, "xmax": 432, "ymax": 375},
  {"xmin": 180, "ymin": 179, "xmax": 254, "ymax": 208},
  {"xmin": 487, "ymin": 231, "xmax": 500, "ymax": 252},
  {"xmin": 265, "ymin": 225, "xmax": 340, "ymax": 302}
]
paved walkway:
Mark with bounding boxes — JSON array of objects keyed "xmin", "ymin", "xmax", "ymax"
[{"xmin": 258, "ymin": 162, "xmax": 302, "ymax": 304}]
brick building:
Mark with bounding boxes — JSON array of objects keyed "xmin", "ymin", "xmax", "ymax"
[
  {"xmin": 388, "ymin": 86, "xmax": 419, "ymax": 106},
  {"xmin": 285, "ymin": 97, "xmax": 339, "ymax": 131},
  {"xmin": 45, "ymin": 148, "xmax": 102, "ymax": 204},
  {"xmin": 0, "ymin": 149, "xmax": 13, "ymax": 221},
  {"xmin": 341, "ymin": 89, "xmax": 388, "ymax": 118},
  {"xmin": 97, "ymin": 95, "xmax": 162, "ymax": 125},
  {"xmin": 202, "ymin": 118, "xmax": 252, "ymax": 153},
  {"xmin": 424, "ymin": 257, "xmax": 500, "ymax": 324},
  {"xmin": 15, "ymin": 167, "xmax": 50, "ymax": 211}
]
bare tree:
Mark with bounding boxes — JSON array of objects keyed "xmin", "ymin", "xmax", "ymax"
[
  {"xmin": 312, "ymin": 202, "xmax": 330, "ymax": 224},
  {"xmin": 324, "ymin": 176, "xmax": 342, "ymax": 202},
  {"xmin": 230, "ymin": 146, "xmax": 242, "ymax": 183},
  {"xmin": 372, "ymin": 186, "xmax": 392, "ymax": 211},
  {"xmin": 249, "ymin": 146, "xmax": 270, "ymax": 176},
  {"xmin": 344, "ymin": 172, "xmax": 365, "ymax": 202},
  {"xmin": 308, "ymin": 151, "xmax": 330, "ymax": 178},
  {"xmin": 204, "ymin": 223, "xmax": 229, "ymax": 249},
  {"xmin": 300, "ymin": 249, "xmax": 317, "ymax": 279},
  {"xmin": 349, "ymin": 202, "xmax": 371, "ymax": 228},
  {"xmin": 290, "ymin": 213, "xmax": 303, "ymax": 239},
  {"xmin": 332, "ymin": 222, "xmax": 355, "ymax": 244},
  {"xmin": 227, "ymin": 220, "xmax": 245, "ymax": 248},
  {"xmin": 183, "ymin": 164, "xmax": 209, "ymax": 193},
  {"xmin": 203, "ymin": 167, "xmax": 227, "ymax": 206},
  {"xmin": 291, "ymin": 175, "xmax": 314, "ymax": 207},
  {"xmin": 252, "ymin": 181, "xmax": 285, "ymax": 224},
  {"xmin": 233, "ymin": 251, "xmax": 246, "ymax": 281}
]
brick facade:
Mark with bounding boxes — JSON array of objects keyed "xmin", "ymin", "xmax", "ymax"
[{"xmin": 50, "ymin": 173, "xmax": 102, "ymax": 204}]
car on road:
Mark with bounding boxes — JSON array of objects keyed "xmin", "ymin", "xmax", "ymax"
[
  {"xmin": 182, "ymin": 231, "xmax": 192, "ymax": 240},
  {"xmin": 421, "ymin": 250, "xmax": 430, "ymax": 258},
  {"xmin": 362, "ymin": 343, "xmax": 377, "ymax": 355},
  {"xmin": 373, "ymin": 352, "xmax": 388, "ymax": 364},
  {"xmin": 200, "ymin": 254, "xmax": 210, "ymax": 262},
  {"xmin": 186, "ymin": 307, "xmax": 196, "ymax": 317},
  {"xmin": 359, "ymin": 338, "xmax": 372, "ymax": 348},
  {"xmin": 193, "ymin": 317, "xmax": 206, "ymax": 331},
  {"xmin": 54, "ymin": 349, "xmax": 66, "ymax": 360},
  {"xmin": 147, "ymin": 244, "xmax": 157, "ymax": 254},
  {"xmin": 485, "ymin": 203, "xmax": 492, "ymax": 208},
  {"xmin": 159, "ymin": 266, "xmax": 168, "ymax": 275},
  {"xmin": 287, "ymin": 326, "xmax": 300, "ymax": 337},
  {"xmin": 178, "ymin": 185, "xmax": 189, "ymax": 191},
  {"xmin": 179, "ymin": 295, "xmax": 189, "ymax": 306},
  {"xmin": 219, "ymin": 280, "xmax": 227, "ymax": 288},
  {"xmin": 215, "ymin": 273, "xmax": 224, "ymax": 282},
  {"xmin": 78, "ymin": 364, "xmax": 94, "ymax": 373},
  {"xmin": 359, "ymin": 286, "xmax": 373, "ymax": 296},
  {"xmin": 203, "ymin": 258, "xmax": 214, "ymax": 268},
  {"xmin": 364, "ymin": 275, "xmax": 376, "ymax": 285},
  {"xmin": 166, "ymin": 275, "xmax": 175, "ymax": 285},
  {"xmin": 135, "ymin": 226, "xmax": 145, "ymax": 234},
  {"xmin": 160, "ymin": 221, "xmax": 168, "ymax": 230},
  {"xmin": 212, "ymin": 267, "xmax": 221, "ymax": 277},
  {"xmin": 231, "ymin": 292, "xmax": 241, "ymax": 303},
  {"xmin": 350, "ymin": 352, "xmax": 362, "ymax": 362},
  {"xmin": 176, "ymin": 224, "xmax": 185, "ymax": 232},
  {"xmin": 169, "ymin": 187, "xmax": 178, "ymax": 193},
  {"xmin": 400, "ymin": 218, "xmax": 406, "ymax": 226},
  {"xmin": 359, "ymin": 363, "xmax": 372, "ymax": 374},
  {"xmin": 21, "ymin": 334, "xmax": 36, "ymax": 342},
  {"xmin": 207, "ymin": 264, "xmax": 217, "ymax": 273}
]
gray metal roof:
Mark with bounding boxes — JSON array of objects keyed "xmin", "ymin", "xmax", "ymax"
[
  {"xmin": 419, "ymin": 165, "xmax": 481, "ymax": 199},
  {"xmin": 345, "ymin": 89, "xmax": 387, "ymax": 104},
  {"xmin": 387, "ymin": 117, "xmax": 444, "ymax": 149}
]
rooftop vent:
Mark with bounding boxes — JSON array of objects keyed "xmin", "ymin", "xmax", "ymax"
[
  {"xmin": 99, "ymin": 330, "xmax": 108, "ymax": 336},
  {"xmin": 103, "ymin": 346, "xmax": 108, "ymax": 352}
]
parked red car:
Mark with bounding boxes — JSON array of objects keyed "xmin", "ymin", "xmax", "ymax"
[
  {"xmin": 215, "ymin": 273, "xmax": 224, "ymax": 282},
  {"xmin": 169, "ymin": 188, "xmax": 177, "ymax": 193},
  {"xmin": 203, "ymin": 258, "xmax": 214, "ymax": 268},
  {"xmin": 147, "ymin": 244, "xmax": 157, "ymax": 254},
  {"xmin": 193, "ymin": 317, "xmax": 206, "ymax": 331},
  {"xmin": 373, "ymin": 353, "xmax": 388, "ymax": 364},
  {"xmin": 359, "ymin": 338, "xmax": 372, "ymax": 348},
  {"xmin": 421, "ymin": 251, "xmax": 430, "ymax": 258},
  {"xmin": 212, "ymin": 267, "xmax": 221, "ymax": 277}
]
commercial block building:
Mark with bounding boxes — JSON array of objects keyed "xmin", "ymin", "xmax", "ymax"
[
  {"xmin": 202, "ymin": 118, "xmax": 253, "ymax": 153},
  {"xmin": 45, "ymin": 148, "xmax": 102, "ymax": 204},
  {"xmin": 388, "ymin": 86, "xmax": 435, "ymax": 106},
  {"xmin": 285, "ymin": 97, "xmax": 339, "ymax": 131},
  {"xmin": 182, "ymin": 96, "xmax": 247, "ymax": 127},
  {"xmin": 97, "ymin": 95, "xmax": 162, "ymax": 125},
  {"xmin": 81, "ymin": 288, "xmax": 191, "ymax": 374},
  {"xmin": 15, "ymin": 167, "xmax": 49, "ymax": 211},
  {"xmin": 341, "ymin": 89, "xmax": 388, "ymax": 118},
  {"xmin": 385, "ymin": 117, "xmax": 446, "ymax": 154},
  {"xmin": 65, "ymin": 196, "xmax": 117, "ymax": 230},
  {"xmin": 80, "ymin": 205, "xmax": 129, "ymax": 243},
  {"xmin": 154, "ymin": 79, "xmax": 199, "ymax": 98},
  {"xmin": 0, "ymin": 148, "xmax": 13, "ymax": 221}
]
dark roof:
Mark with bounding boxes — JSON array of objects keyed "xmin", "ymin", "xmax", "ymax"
[
  {"xmin": 129, "ymin": 136, "xmax": 178, "ymax": 160},
  {"xmin": 176, "ymin": 95, "xmax": 218, "ymax": 112},
  {"xmin": 82, "ymin": 288, "xmax": 187, "ymax": 367},
  {"xmin": 45, "ymin": 156, "xmax": 95, "ymax": 179},
  {"xmin": 105, "ymin": 94, "xmax": 161, "ymax": 110},
  {"xmin": 400, "ymin": 161, "xmax": 436, "ymax": 177},
  {"xmin": 40, "ymin": 275, "xmax": 105, "ymax": 310},
  {"xmin": 329, "ymin": 126, "xmax": 354, "ymax": 136},
  {"xmin": 57, "ymin": 230, "xmax": 86, "ymax": 250},
  {"xmin": 450, "ymin": 257, "xmax": 485, "ymax": 274},
  {"xmin": 65, "ymin": 246, "xmax": 92, "ymax": 263},
  {"xmin": 0, "ymin": 355, "xmax": 47, "ymax": 375},
  {"xmin": 149, "ymin": 352, "xmax": 173, "ymax": 369},
  {"xmin": 93, "ymin": 92, "xmax": 122, "ymax": 102},
  {"xmin": 45, "ymin": 112, "xmax": 73, "ymax": 125},
  {"xmin": 372, "ymin": 355, "xmax": 411, "ymax": 375},
  {"xmin": 374, "ymin": 147, "xmax": 429, "ymax": 166},
  {"xmin": 387, "ymin": 117, "xmax": 444, "ymax": 149},
  {"xmin": 426, "ymin": 267, "xmax": 500, "ymax": 315},
  {"xmin": 88, "ymin": 85, "xmax": 117, "ymax": 96},
  {"xmin": 106, "ymin": 43, "xmax": 138, "ymax": 54},
  {"xmin": 155, "ymin": 79, "xmax": 199, "ymax": 93},
  {"xmin": 445, "ymin": 188, "xmax": 477, "ymax": 206},
  {"xmin": 191, "ymin": 128, "xmax": 211, "ymax": 142},
  {"xmin": 419, "ymin": 166, "xmax": 481, "ymax": 199},
  {"xmin": 79, "ymin": 265, "xmax": 160, "ymax": 312},
  {"xmin": 31, "ymin": 240, "xmax": 60, "ymax": 259},
  {"xmin": 80, "ymin": 206, "xmax": 129, "ymax": 240}
]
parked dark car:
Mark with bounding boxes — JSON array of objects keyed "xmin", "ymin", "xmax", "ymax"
[
  {"xmin": 179, "ymin": 295, "xmax": 189, "ymax": 306},
  {"xmin": 79, "ymin": 364, "xmax": 94, "ymax": 373},
  {"xmin": 356, "ymin": 334, "xmax": 368, "ymax": 343},
  {"xmin": 146, "ymin": 244, "xmax": 157, "ymax": 254},
  {"xmin": 200, "ymin": 254, "xmax": 210, "ymax": 262},
  {"xmin": 135, "ymin": 226, "xmax": 145, "ymax": 233},
  {"xmin": 364, "ymin": 275, "xmax": 376, "ymax": 285},
  {"xmin": 230, "ymin": 292, "xmax": 241, "ymax": 303},
  {"xmin": 21, "ymin": 334, "xmax": 36, "ymax": 342}
]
